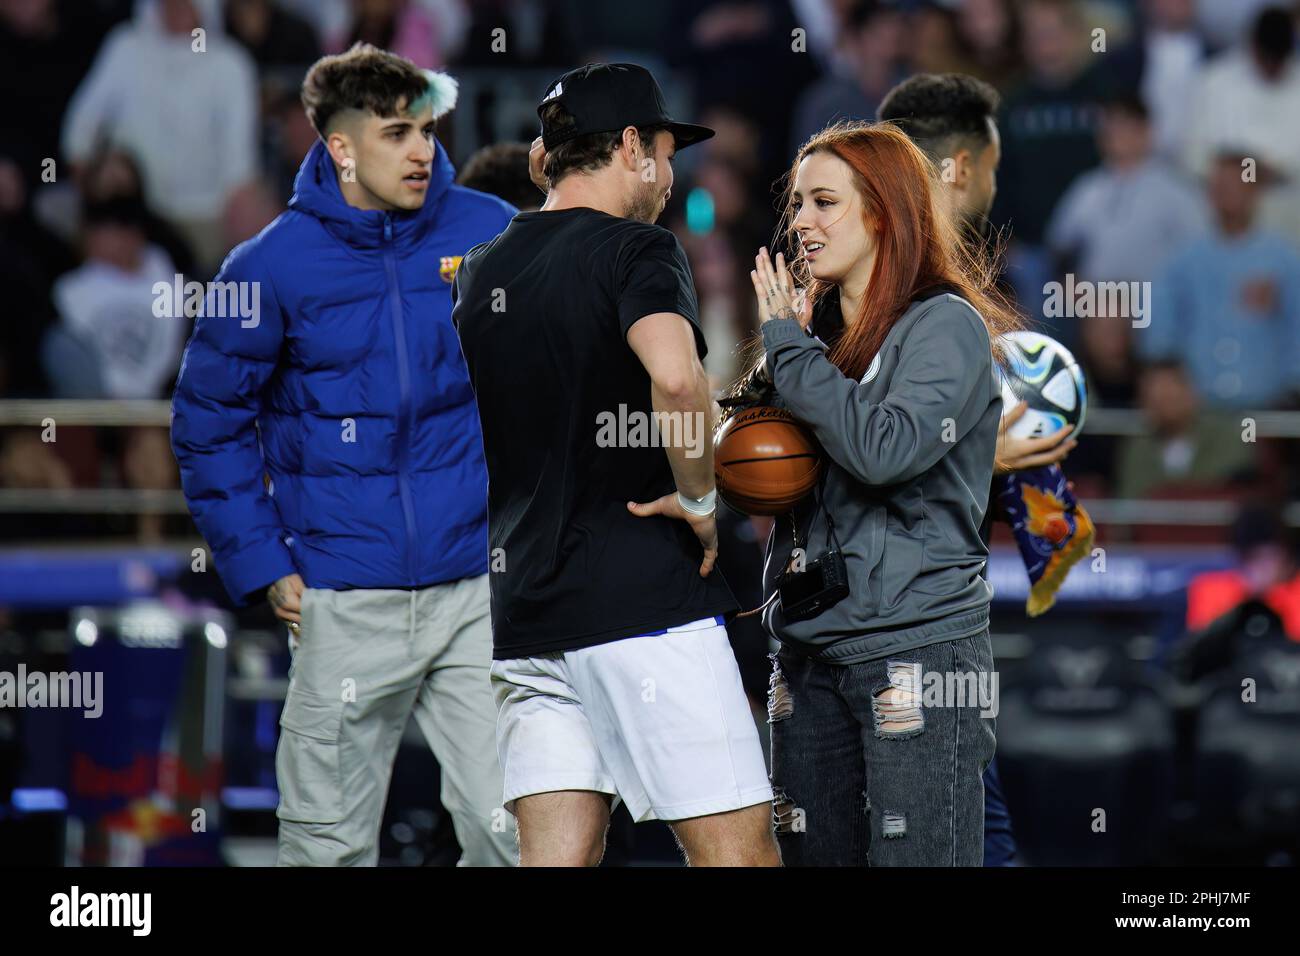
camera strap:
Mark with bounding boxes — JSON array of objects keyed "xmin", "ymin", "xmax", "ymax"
[{"xmin": 734, "ymin": 472, "xmax": 840, "ymax": 620}]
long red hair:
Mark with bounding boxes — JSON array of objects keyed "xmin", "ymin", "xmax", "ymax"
[{"xmin": 772, "ymin": 121, "xmax": 1020, "ymax": 381}]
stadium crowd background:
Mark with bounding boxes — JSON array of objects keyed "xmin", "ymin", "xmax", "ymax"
[{"xmin": 1, "ymin": 0, "xmax": 1299, "ymax": 866}]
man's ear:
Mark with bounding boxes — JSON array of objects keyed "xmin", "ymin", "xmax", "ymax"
[
  {"xmin": 947, "ymin": 147, "xmax": 973, "ymax": 190},
  {"xmin": 618, "ymin": 126, "xmax": 642, "ymax": 169},
  {"xmin": 325, "ymin": 128, "xmax": 355, "ymax": 173}
]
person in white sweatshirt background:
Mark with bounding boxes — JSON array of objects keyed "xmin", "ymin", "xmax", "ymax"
[
  {"xmin": 45, "ymin": 194, "xmax": 182, "ymax": 401},
  {"xmin": 61, "ymin": 0, "xmax": 259, "ymax": 276}
]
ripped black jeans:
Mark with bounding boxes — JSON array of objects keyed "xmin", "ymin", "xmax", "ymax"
[{"xmin": 768, "ymin": 631, "xmax": 996, "ymax": 866}]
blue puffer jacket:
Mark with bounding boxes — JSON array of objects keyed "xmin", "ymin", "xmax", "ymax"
[{"xmin": 171, "ymin": 139, "xmax": 516, "ymax": 604}]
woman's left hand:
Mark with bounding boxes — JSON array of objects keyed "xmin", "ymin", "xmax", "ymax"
[{"xmin": 751, "ymin": 247, "xmax": 810, "ymax": 327}]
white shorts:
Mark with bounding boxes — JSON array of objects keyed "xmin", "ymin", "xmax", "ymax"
[{"xmin": 490, "ymin": 617, "xmax": 773, "ymax": 823}]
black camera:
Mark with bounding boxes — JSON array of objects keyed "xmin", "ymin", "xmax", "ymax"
[{"xmin": 777, "ymin": 547, "xmax": 849, "ymax": 622}]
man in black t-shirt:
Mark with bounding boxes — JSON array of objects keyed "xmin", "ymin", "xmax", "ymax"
[{"xmin": 452, "ymin": 64, "xmax": 777, "ymax": 866}]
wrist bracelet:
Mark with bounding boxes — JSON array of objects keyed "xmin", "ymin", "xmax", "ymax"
[{"xmin": 677, "ymin": 488, "xmax": 717, "ymax": 516}]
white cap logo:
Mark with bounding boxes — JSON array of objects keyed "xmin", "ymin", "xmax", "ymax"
[{"xmin": 542, "ymin": 81, "xmax": 563, "ymax": 102}]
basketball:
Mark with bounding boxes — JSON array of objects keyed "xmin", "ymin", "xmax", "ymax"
[{"xmin": 714, "ymin": 406, "xmax": 822, "ymax": 515}]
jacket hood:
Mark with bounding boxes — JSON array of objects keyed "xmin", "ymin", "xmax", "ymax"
[{"xmin": 287, "ymin": 138, "xmax": 456, "ymax": 249}]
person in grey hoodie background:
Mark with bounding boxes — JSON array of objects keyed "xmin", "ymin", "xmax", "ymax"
[{"xmin": 742, "ymin": 121, "xmax": 1021, "ymax": 866}]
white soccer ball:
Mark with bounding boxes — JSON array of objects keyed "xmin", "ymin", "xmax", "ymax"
[{"xmin": 997, "ymin": 331, "xmax": 1087, "ymax": 440}]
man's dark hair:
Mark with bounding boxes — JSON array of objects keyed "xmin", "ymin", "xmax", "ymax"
[
  {"xmin": 301, "ymin": 42, "xmax": 430, "ymax": 137},
  {"xmin": 538, "ymin": 100, "xmax": 667, "ymax": 189},
  {"xmin": 877, "ymin": 73, "xmax": 1001, "ymax": 162},
  {"xmin": 457, "ymin": 142, "xmax": 538, "ymax": 210},
  {"xmin": 1251, "ymin": 6, "xmax": 1296, "ymax": 66}
]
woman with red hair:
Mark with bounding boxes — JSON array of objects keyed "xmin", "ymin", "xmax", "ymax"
[{"xmin": 743, "ymin": 121, "xmax": 1020, "ymax": 866}]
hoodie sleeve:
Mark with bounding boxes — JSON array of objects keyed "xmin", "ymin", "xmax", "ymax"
[
  {"xmin": 762, "ymin": 298, "xmax": 993, "ymax": 487},
  {"xmin": 170, "ymin": 241, "xmax": 297, "ymax": 605},
  {"xmin": 61, "ymin": 27, "xmax": 132, "ymax": 165}
]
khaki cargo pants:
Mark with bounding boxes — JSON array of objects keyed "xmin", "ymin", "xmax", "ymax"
[{"xmin": 275, "ymin": 574, "xmax": 516, "ymax": 866}]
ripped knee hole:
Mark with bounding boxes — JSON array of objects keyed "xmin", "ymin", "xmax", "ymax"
[{"xmin": 872, "ymin": 660, "xmax": 924, "ymax": 737}]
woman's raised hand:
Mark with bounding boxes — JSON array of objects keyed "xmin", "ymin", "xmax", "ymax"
[{"xmin": 751, "ymin": 247, "xmax": 810, "ymax": 327}]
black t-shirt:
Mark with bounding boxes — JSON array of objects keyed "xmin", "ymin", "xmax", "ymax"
[{"xmin": 452, "ymin": 207, "xmax": 738, "ymax": 659}]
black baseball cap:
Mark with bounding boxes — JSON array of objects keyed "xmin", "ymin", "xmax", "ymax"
[{"xmin": 537, "ymin": 62, "xmax": 715, "ymax": 152}]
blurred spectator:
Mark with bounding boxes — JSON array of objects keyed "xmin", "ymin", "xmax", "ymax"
[
  {"xmin": 1180, "ymin": 504, "xmax": 1300, "ymax": 657},
  {"xmin": 1185, "ymin": 6, "xmax": 1300, "ymax": 182},
  {"xmin": 61, "ymin": 0, "xmax": 258, "ymax": 277},
  {"xmin": 457, "ymin": 0, "xmax": 579, "ymax": 66},
  {"xmin": 0, "ymin": 0, "xmax": 123, "ymax": 182},
  {"xmin": 1141, "ymin": 152, "xmax": 1300, "ymax": 409},
  {"xmin": 907, "ymin": 1, "xmax": 974, "ymax": 77},
  {"xmin": 224, "ymin": 0, "xmax": 321, "ymax": 70},
  {"xmin": 43, "ymin": 195, "xmax": 183, "ymax": 400},
  {"xmin": 0, "ymin": 154, "xmax": 75, "ymax": 397},
  {"xmin": 1046, "ymin": 95, "xmax": 1208, "ymax": 286},
  {"xmin": 456, "ymin": 142, "xmax": 539, "ymax": 211},
  {"xmin": 1078, "ymin": 314, "xmax": 1138, "ymax": 407},
  {"xmin": 1061, "ymin": 312, "xmax": 1137, "ymax": 487},
  {"xmin": 264, "ymin": 81, "xmax": 322, "ymax": 204},
  {"xmin": 956, "ymin": 0, "xmax": 1024, "ymax": 90},
  {"xmin": 787, "ymin": 0, "xmax": 862, "ymax": 75},
  {"xmin": 789, "ymin": 0, "xmax": 906, "ymax": 154},
  {"xmin": 121, "ymin": 426, "xmax": 179, "ymax": 542},
  {"xmin": 992, "ymin": 0, "xmax": 1118, "ymax": 308},
  {"xmin": 0, "ymin": 428, "xmax": 81, "ymax": 543},
  {"xmin": 668, "ymin": 0, "xmax": 818, "ymax": 191},
  {"xmin": 80, "ymin": 150, "xmax": 196, "ymax": 278},
  {"xmin": 673, "ymin": 155, "xmax": 772, "ymax": 386},
  {"xmin": 697, "ymin": 104, "xmax": 764, "ymax": 181},
  {"xmin": 1194, "ymin": 0, "xmax": 1281, "ymax": 50},
  {"xmin": 0, "ymin": 430, "xmax": 72, "ymax": 491},
  {"xmin": 60, "ymin": 0, "xmax": 259, "ymax": 276},
  {"xmin": 221, "ymin": 178, "xmax": 282, "ymax": 252},
  {"xmin": 329, "ymin": 0, "xmax": 468, "ymax": 69},
  {"xmin": 1111, "ymin": 0, "xmax": 1207, "ymax": 160},
  {"xmin": 1115, "ymin": 360, "xmax": 1255, "ymax": 499},
  {"xmin": 277, "ymin": 0, "xmax": 351, "ymax": 39}
]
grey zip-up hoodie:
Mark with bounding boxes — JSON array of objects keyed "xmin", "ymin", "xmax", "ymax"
[{"xmin": 758, "ymin": 288, "xmax": 1002, "ymax": 663}]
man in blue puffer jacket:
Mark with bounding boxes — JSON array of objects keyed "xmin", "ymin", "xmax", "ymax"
[{"xmin": 171, "ymin": 44, "xmax": 517, "ymax": 866}]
